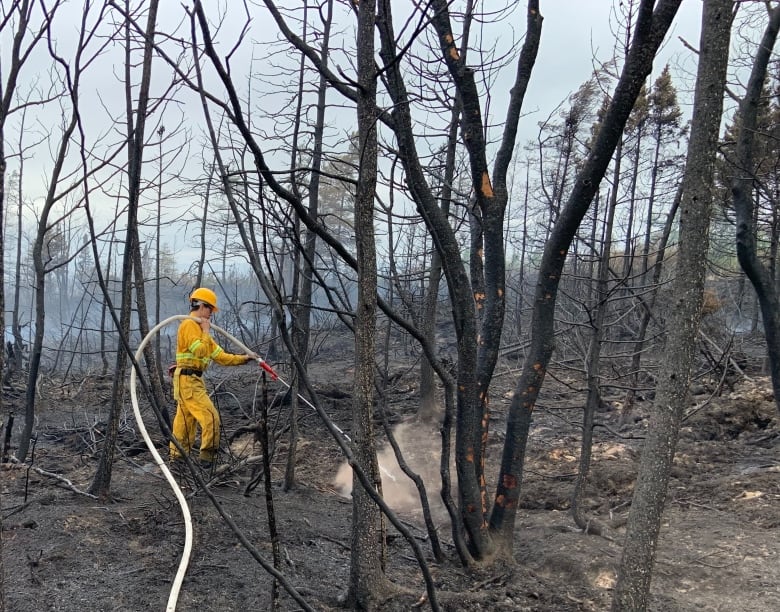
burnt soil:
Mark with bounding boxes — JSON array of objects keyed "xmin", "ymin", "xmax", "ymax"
[{"xmin": 2, "ymin": 353, "xmax": 779, "ymax": 611}]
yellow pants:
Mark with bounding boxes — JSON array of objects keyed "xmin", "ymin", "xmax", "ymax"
[{"xmin": 169, "ymin": 372, "xmax": 220, "ymax": 462}]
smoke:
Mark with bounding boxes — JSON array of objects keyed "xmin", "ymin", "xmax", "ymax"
[{"xmin": 332, "ymin": 421, "xmax": 454, "ymax": 516}]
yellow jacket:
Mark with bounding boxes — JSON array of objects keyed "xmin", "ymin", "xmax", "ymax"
[{"xmin": 175, "ymin": 318, "xmax": 247, "ymax": 371}]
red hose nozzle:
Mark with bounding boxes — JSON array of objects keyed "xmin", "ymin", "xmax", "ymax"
[{"xmin": 257, "ymin": 358, "xmax": 279, "ymax": 381}]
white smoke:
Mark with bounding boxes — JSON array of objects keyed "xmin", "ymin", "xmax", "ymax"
[{"xmin": 332, "ymin": 421, "xmax": 454, "ymax": 516}]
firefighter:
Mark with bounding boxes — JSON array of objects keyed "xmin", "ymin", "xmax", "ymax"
[{"xmin": 169, "ymin": 287, "xmax": 257, "ymax": 470}]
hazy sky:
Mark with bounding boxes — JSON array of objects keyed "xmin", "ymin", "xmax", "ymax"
[
  {"xmin": 517, "ymin": 1, "xmax": 703, "ymax": 139},
  {"xmin": 0, "ymin": 0, "xmax": 713, "ymax": 272}
]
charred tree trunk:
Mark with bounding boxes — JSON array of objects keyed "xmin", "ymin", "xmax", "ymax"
[
  {"xmin": 18, "ymin": 8, "xmax": 85, "ymax": 459},
  {"xmin": 571, "ymin": 146, "xmax": 619, "ymax": 534},
  {"xmin": 90, "ymin": 0, "xmax": 160, "ymax": 498},
  {"xmin": 731, "ymin": 4, "xmax": 780, "ymax": 413},
  {"xmin": 622, "ymin": 184, "xmax": 682, "ymax": 420},
  {"xmin": 10, "ymin": 126, "xmax": 26, "ymax": 381},
  {"xmin": 489, "ymin": 0, "xmax": 682, "ymax": 553},
  {"xmin": 418, "ymin": 114, "xmax": 458, "ymax": 424},
  {"xmin": 0, "ymin": 15, "xmax": 7, "ymax": 606},
  {"xmin": 411, "ymin": 0, "xmax": 542, "ymax": 560},
  {"xmin": 612, "ymin": 1, "xmax": 733, "ymax": 608},
  {"xmin": 286, "ymin": 0, "xmax": 333, "ymax": 491},
  {"xmin": 346, "ymin": 0, "xmax": 395, "ymax": 606},
  {"xmin": 132, "ymin": 246, "xmax": 170, "ymax": 432}
]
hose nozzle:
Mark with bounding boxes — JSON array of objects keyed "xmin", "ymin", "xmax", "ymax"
[{"xmin": 257, "ymin": 358, "xmax": 279, "ymax": 381}]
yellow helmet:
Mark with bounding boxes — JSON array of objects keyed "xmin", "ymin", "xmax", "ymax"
[{"xmin": 190, "ymin": 287, "xmax": 219, "ymax": 311}]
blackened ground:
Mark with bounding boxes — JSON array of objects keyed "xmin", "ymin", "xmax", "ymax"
[{"xmin": 2, "ymin": 361, "xmax": 779, "ymax": 611}]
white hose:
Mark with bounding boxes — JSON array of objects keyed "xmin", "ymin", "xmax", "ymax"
[{"xmin": 129, "ymin": 315, "xmax": 195, "ymax": 612}]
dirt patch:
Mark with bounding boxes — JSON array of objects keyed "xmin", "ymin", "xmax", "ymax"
[{"xmin": 2, "ymin": 367, "xmax": 779, "ymax": 611}]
